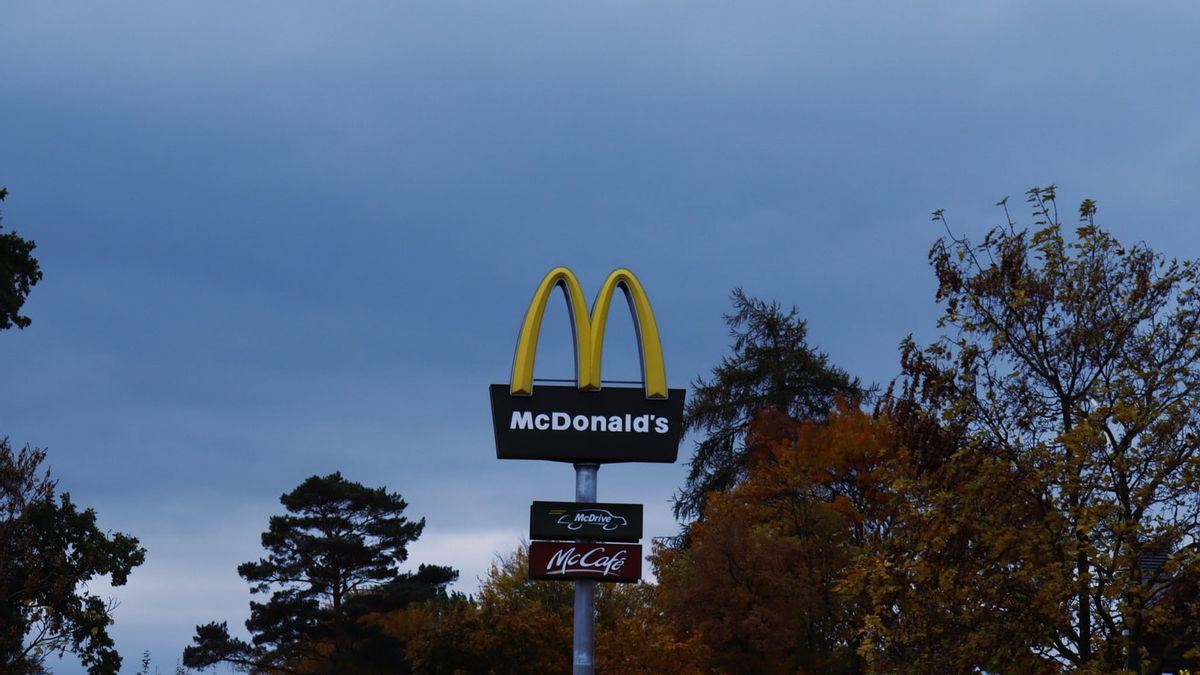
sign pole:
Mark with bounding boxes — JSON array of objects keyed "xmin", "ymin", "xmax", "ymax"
[{"xmin": 572, "ymin": 463, "xmax": 598, "ymax": 675}]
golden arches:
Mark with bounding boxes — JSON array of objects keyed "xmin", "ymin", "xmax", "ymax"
[{"xmin": 509, "ymin": 267, "xmax": 668, "ymax": 399}]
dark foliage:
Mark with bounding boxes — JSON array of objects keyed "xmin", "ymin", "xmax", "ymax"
[
  {"xmin": 0, "ymin": 440, "xmax": 145, "ymax": 674},
  {"xmin": 183, "ymin": 472, "xmax": 457, "ymax": 675},
  {"xmin": 0, "ymin": 188, "xmax": 43, "ymax": 331}
]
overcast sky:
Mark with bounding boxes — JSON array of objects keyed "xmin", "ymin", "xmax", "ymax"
[{"xmin": 4, "ymin": 2, "xmax": 1200, "ymax": 672}]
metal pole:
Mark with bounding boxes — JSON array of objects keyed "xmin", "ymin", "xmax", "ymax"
[{"xmin": 572, "ymin": 463, "xmax": 598, "ymax": 675}]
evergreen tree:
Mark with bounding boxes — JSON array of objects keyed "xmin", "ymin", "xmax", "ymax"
[
  {"xmin": 183, "ymin": 473, "xmax": 457, "ymax": 675},
  {"xmin": 674, "ymin": 289, "xmax": 862, "ymax": 522}
]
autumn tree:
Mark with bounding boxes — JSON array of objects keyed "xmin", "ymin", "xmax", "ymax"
[
  {"xmin": 674, "ymin": 289, "xmax": 862, "ymax": 523},
  {"xmin": 0, "ymin": 187, "xmax": 43, "ymax": 330},
  {"xmin": 403, "ymin": 544, "xmax": 707, "ymax": 674},
  {"xmin": 0, "ymin": 440, "xmax": 146, "ymax": 674},
  {"xmin": 656, "ymin": 402, "xmax": 891, "ymax": 674},
  {"xmin": 854, "ymin": 187, "xmax": 1200, "ymax": 671},
  {"xmin": 183, "ymin": 473, "xmax": 457, "ymax": 674},
  {"xmin": 402, "ymin": 546, "xmax": 572, "ymax": 674}
]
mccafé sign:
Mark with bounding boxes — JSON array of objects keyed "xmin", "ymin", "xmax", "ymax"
[
  {"xmin": 528, "ymin": 541, "xmax": 642, "ymax": 582},
  {"xmin": 490, "ymin": 267, "xmax": 685, "ymax": 463}
]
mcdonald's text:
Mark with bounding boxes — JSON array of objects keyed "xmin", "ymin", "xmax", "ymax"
[
  {"xmin": 490, "ymin": 384, "xmax": 683, "ymax": 463},
  {"xmin": 510, "ymin": 411, "xmax": 669, "ymax": 434}
]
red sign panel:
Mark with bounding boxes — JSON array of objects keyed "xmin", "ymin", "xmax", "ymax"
[{"xmin": 528, "ymin": 541, "xmax": 642, "ymax": 583}]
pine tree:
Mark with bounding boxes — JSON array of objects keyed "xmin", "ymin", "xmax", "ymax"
[
  {"xmin": 674, "ymin": 289, "xmax": 862, "ymax": 523},
  {"xmin": 183, "ymin": 473, "xmax": 456, "ymax": 675}
]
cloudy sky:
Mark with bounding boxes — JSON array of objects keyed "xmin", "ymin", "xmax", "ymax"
[{"xmin": 4, "ymin": 1, "xmax": 1200, "ymax": 672}]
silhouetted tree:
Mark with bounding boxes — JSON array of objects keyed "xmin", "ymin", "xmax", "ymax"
[
  {"xmin": 0, "ymin": 440, "xmax": 145, "ymax": 674},
  {"xmin": 0, "ymin": 188, "xmax": 43, "ymax": 331},
  {"xmin": 184, "ymin": 473, "xmax": 457, "ymax": 675}
]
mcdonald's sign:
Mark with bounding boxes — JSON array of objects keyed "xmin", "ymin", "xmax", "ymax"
[{"xmin": 490, "ymin": 267, "xmax": 685, "ymax": 463}]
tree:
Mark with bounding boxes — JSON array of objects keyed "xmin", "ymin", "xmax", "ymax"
[
  {"xmin": 674, "ymin": 289, "xmax": 862, "ymax": 522},
  {"xmin": 853, "ymin": 187, "xmax": 1200, "ymax": 671},
  {"xmin": 183, "ymin": 473, "xmax": 457, "ymax": 675},
  {"xmin": 0, "ymin": 440, "xmax": 146, "ymax": 674},
  {"xmin": 0, "ymin": 186, "xmax": 141, "ymax": 673},
  {"xmin": 0, "ymin": 187, "xmax": 43, "ymax": 330},
  {"xmin": 404, "ymin": 546, "xmax": 572, "ymax": 674},
  {"xmin": 655, "ymin": 402, "xmax": 891, "ymax": 674},
  {"xmin": 403, "ymin": 544, "xmax": 708, "ymax": 674}
]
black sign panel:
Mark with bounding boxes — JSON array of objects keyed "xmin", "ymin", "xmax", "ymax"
[
  {"xmin": 529, "ymin": 541, "xmax": 642, "ymax": 582},
  {"xmin": 530, "ymin": 501, "xmax": 642, "ymax": 542},
  {"xmin": 490, "ymin": 384, "xmax": 685, "ymax": 463}
]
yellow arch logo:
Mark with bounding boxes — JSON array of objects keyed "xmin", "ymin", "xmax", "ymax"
[{"xmin": 510, "ymin": 267, "xmax": 667, "ymax": 399}]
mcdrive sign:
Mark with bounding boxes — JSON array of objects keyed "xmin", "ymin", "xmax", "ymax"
[
  {"xmin": 530, "ymin": 501, "xmax": 642, "ymax": 543},
  {"xmin": 529, "ymin": 541, "xmax": 642, "ymax": 583},
  {"xmin": 490, "ymin": 267, "xmax": 685, "ymax": 464}
]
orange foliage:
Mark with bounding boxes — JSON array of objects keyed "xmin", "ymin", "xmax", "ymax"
[
  {"xmin": 656, "ymin": 401, "xmax": 892, "ymax": 674},
  {"xmin": 401, "ymin": 546, "xmax": 707, "ymax": 674}
]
